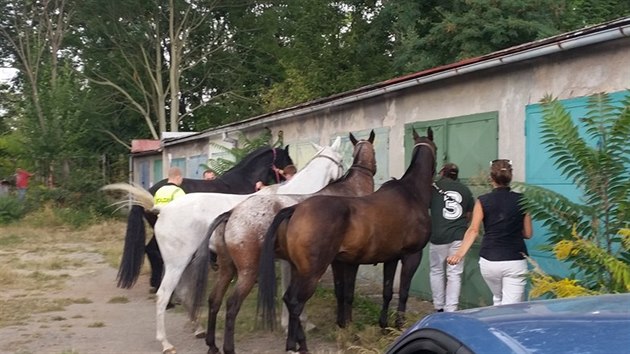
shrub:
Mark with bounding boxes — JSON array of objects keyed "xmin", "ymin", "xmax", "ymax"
[{"xmin": 0, "ymin": 196, "xmax": 26, "ymax": 224}]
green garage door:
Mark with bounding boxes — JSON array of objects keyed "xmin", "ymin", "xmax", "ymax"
[{"xmin": 405, "ymin": 111, "xmax": 497, "ymax": 308}]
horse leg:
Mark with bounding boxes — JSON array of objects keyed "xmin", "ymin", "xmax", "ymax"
[
  {"xmin": 282, "ymin": 260, "xmax": 314, "ymax": 333},
  {"xmin": 146, "ymin": 235, "xmax": 164, "ymax": 290},
  {"xmin": 205, "ymin": 259, "xmax": 236, "ymax": 354},
  {"xmin": 379, "ymin": 260, "xmax": 398, "ymax": 328},
  {"xmin": 284, "ymin": 270, "xmax": 326, "ymax": 354},
  {"xmin": 395, "ymin": 253, "xmax": 423, "ymax": 328},
  {"xmin": 342, "ymin": 263, "xmax": 359, "ymax": 326},
  {"xmin": 280, "ymin": 259, "xmax": 291, "ymax": 330},
  {"xmin": 156, "ymin": 266, "xmax": 185, "ymax": 354},
  {"xmin": 331, "ymin": 261, "xmax": 358, "ymax": 327},
  {"xmin": 222, "ymin": 272, "xmax": 257, "ymax": 354},
  {"xmin": 331, "ymin": 261, "xmax": 345, "ymax": 327}
]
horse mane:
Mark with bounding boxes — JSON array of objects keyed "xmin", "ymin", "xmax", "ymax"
[
  {"xmin": 224, "ymin": 146, "xmax": 273, "ymax": 173},
  {"xmin": 399, "ymin": 137, "xmax": 435, "ymax": 181}
]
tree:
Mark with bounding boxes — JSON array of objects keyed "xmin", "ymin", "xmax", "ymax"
[
  {"xmin": 79, "ymin": 0, "xmax": 265, "ymax": 138},
  {"xmin": 520, "ymin": 92, "xmax": 630, "ymax": 297},
  {"xmin": 259, "ymin": 0, "xmax": 393, "ymax": 111},
  {"xmin": 0, "ymin": 0, "xmax": 89, "ymax": 185},
  {"xmin": 382, "ymin": 0, "xmax": 566, "ymax": 73}
]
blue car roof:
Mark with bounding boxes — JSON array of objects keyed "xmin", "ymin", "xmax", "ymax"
[{"xmin": 392, "ymin": 293, "xmax": 630, "ymax": 354}]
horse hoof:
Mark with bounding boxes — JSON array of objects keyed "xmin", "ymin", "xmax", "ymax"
[
  {"xmin": 163, "ymin": 348, "xmax": 177, "ymax": 354},
  {"xmin": 194, "ymin": 330, "xmax": 206, "ymax": 338}
]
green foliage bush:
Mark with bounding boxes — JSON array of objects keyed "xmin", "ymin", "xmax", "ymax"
[
  {"xmin": 0, "ymin": 166, "xmax": 115, "ymax": 228},
  {"xmin": 0, "ymin": 196, "xmax": 26, "ymax": 224}
]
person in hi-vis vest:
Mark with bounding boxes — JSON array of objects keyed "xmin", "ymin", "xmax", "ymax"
[{"xmin": 154, "ymin": 167, "xmax": 185, "ymax": 207}]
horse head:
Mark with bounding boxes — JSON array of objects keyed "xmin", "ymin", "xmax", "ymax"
[
  {"xmin": 309, "ymin": 136, "xmax": 345, "ymax": 181},
  {"xmin": 412, "ymin": 127, "xmax": 437, "ymax": 175},
  {"xmin": 348, "ymin": 130, "xmax": 377, "ymax": 176}
]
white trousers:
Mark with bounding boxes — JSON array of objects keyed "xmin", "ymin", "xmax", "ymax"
[
  {"xmin": 479, "ymin": 257, "xmax": 528, "ymax": 306},
  {"xmin": 429, "ymin": 241, "xmax": 464, "ymax": 312}
]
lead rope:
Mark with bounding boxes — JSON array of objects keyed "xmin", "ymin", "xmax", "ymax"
[
  {"xmin": 271, "ymin": 148, "xmax": 282, "ymax": 183},
  {"xmin": 432, "ymin": 182, "xmax": 456, "ymax": 202}
]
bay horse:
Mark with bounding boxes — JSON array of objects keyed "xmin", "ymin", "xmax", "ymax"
[
  {"xmin": 258, "ymin": 127, "xmax": 436, "ymax": 353},
  {"xmin": 118, "ymin": 145, "xmax": 293, "ymax": 290},
  {"xmin": 106, "ymin": 138, "xmax": 344, "ymax": 354},
  {"xmin": 198, "ymin": 130, "xmax": 376, "ymax": 354}
]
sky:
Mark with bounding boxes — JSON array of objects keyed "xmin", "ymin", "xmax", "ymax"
[{"xmin": 0, "ymin": 68, "xmax": 17, "ymax": 83}]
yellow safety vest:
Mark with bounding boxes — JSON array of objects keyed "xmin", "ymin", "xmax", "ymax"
[{"xmin": 154, "ymin": 185, "xmax": 185, "ymax": 206}]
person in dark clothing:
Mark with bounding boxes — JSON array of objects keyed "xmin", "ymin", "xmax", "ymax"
[
  {"xmin": 447, "ymin": 159, "xmax": 533, "ymax": 305},
  {"xmin": 429, "ymin": 163, "xmax": 474, "ymax": 312}
]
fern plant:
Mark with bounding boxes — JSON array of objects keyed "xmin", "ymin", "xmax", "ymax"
[
  {"xmin": 519, "ymin": 92, "xmax": 630, "ymax": 297},
  {"xmin": 199, "ymin": 128, "xmax": 281, "ymax": 175}
]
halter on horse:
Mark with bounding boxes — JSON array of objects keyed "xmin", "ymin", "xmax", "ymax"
[
  {"xmin": 258, "ymin": 127, "xmax": 436, "ymax": 353},
  {"xmin": 200, "ymin": 130, "xmax": 376, "ymax": 354}
]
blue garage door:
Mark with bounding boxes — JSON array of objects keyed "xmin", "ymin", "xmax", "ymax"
[{"xmin": 187, "ymin": 154, "xmax": 208, "ymax": 179}]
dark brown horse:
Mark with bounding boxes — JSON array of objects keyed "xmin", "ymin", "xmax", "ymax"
[
  {"xmin": 202, "ymin": 130, "xmax": 376, "ymax": 354},
  {"xmin": 258, "ymin": 128, "xmax": 436, "ymax": 353}
]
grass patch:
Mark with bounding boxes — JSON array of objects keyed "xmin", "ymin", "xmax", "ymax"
[
  {"xmin": 0, "ymin": 233, "xmax": 24, "ymax": 247},
  {"xmin": 0, "ymin": 297, "xmax": 76, "ymax": 327},
  {"xmin": 0, "ymin": 265, "xmax": 19, "ymax": 286},
  {"xmin": 107, "ymin": 296, "xmax": 129, "ymax": 304},
  {"xmin": 72, "ymin": 297, "xmax": 92, "ymax": 304},
  {"xmin": 87, "ymin": 321, "xmax": 105, "ymax": 328}
]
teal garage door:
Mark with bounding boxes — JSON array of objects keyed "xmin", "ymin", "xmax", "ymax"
[{"xmin": 524, "ymin": 90, "xmax": 629, "ymax": 279}]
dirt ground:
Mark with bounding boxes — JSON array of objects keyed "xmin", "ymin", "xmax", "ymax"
[{"xmin": 0, "ymin": 227, "xmax": 434, "ymax": 354}]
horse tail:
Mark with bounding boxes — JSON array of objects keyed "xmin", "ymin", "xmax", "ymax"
[
  {"xmin": 117, "ymin": 205, "xmax": 148, "ymax": 288},
  {"xmin": 101, "ymin": 183, "xmax": 156, "ymax": 289},
  {"xmin": 258, "ymin": 206, "xmax": 295, "ymax": 331},
  {"xmin": 101, "ymin": 183, "xmax": 155, "ymax": 210},
  {"xmin": 180, "ymin": 211, "xmax": 232, "ymax": 321}
]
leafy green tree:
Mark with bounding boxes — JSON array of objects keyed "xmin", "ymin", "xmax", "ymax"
[
  {"xmin": 561, "ymin": 0, "xmax": 630, "ymax": 31},
  {"xmin": 520, "ymin": 92, "xmax": 630, "ymax": 297},
  {"xmin": 259, "ymin": 0, "xmax": 393, "ymax": 111},
  {"xmin": 382, "ymin": 0, "xmax": 566, "ymax": 73},
  {"xmin": 380, "ymin": 0, "xmax": 630, "ymax": 75}
]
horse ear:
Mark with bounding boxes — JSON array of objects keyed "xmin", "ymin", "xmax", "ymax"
[
  {"xmin": 368, "ymin": 130, "xmax": 375, "ymax": 144},
  {"xmin": 412, "ymin": 128, "xmax": 420, "ymax": 142},
  {"xmin": 284, "ymin": 145, "xmax": 290, "ymax": 154},
  {"xmin": 311, "ymin": 141, "xmax": 323, "ymax": 151},
  {"xmin": 331, "ymin": 136, "xmax": 342, "ymax": 151},
  {"xmin": 349, "ymin": 133, "xmax": 358, "ymax": 146},
  {"xmin": 427, "ymin": 127, "xmax": 434, "ymax": 141}
]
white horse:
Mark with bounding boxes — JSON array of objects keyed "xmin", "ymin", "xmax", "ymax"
[{"xmin": 105, "ymin": 137, "xmax": 344, "ymax": 354}]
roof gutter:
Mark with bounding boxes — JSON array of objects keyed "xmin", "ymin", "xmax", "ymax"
[{"xmin": 167, "ymin": 21, "xmax": 630, "ymax": 146}]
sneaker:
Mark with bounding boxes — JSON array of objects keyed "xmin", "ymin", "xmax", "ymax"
[{"xmin": 436, "ymin": 308, "xmax": 444, "ymax": 313}]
